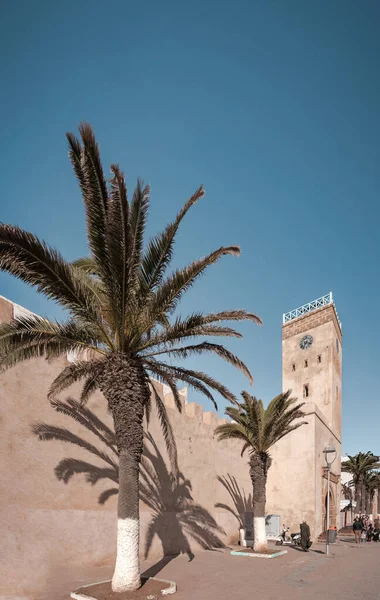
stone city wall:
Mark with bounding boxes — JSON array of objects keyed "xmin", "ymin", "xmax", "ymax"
[{"xmin": 0, "ymin": 296, "xmax": 253, "ymax": 599}]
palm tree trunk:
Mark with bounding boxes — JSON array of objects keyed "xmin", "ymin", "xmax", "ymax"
[
  {"xmin": 356, "ymin": 476, "xmax": 363, "ymax": 514},
  {"xmin": 361, "ymin": 479, "xmax": 366, "ymax": 514},
  {"xmin": 100, "ymin": 353, "xmax": 150, "ymax": 593},
  {"xmin": 249, "ymin": 452, "xmax": 271, "ymax": 552}
]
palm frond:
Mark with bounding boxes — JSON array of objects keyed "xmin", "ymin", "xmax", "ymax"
[
  {"xmin": 0, "ymin": 225, "xmax": 104, "ymax": 326},
  {"xmin": 138, "ymin": 185, "xmax": 204, "ymax": 300},
  {"xmin": 147, "ymin": 342, "xmax": 252, "ymax": 384},
  {"xmin": 0, "ymin": 316, "xmax": 104, "ymax": 371},
  {"xmin": 145, "ymin": 359, "xmax": 237, "ymax": 405},
  {"xmin": 139, "ymin": 322, "xmax": 244, "ymax": 353},
  {"xmin": 48, "ymin": 359, "xmax": 104, "ymax": 399},
  {"xmin": 127, "ymin": 178, "xmax": 150, "ymax": 301},
  {"xmin": 148, "ymin": 246, "xmax": 241, "ymax": 317},
  {"xmin": 150, "ymin": 383, "xmax": 179, "ymax": 476},
  {"xmin": 146, "ymin": 360, "xmax": 218, "ymax": 409},
  {"xmin": 72, "ymin": 256, "xmax": 99, "ymax": 275},
  {"xmin": 67, "ymin": 125, "xmax": 109, "ymax": 274},
  {"xmin": 80, "ymin": 376, "xmax": 100, "ymax": 404},
  {"xmin": 217, "ymin": 390, "xmax": 307, "ymax": 456},
  {"xmin": 105, "ymin": 164, "xmax": 131, "ymax": 347}
]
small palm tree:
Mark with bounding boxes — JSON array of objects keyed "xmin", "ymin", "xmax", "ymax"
[
  {"xmin": 342, "ymin": 452, "xmax": 380, "ymax": 514},
  {"xmin": 0, "ymin": 124, "xmax": 260, "ymax": 591},
  {"xmin": 215, "ymin": 391, "xmax": 306, "ymax": 552}
]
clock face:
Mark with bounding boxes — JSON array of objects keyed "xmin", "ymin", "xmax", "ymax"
[{"xmin": 300, "ymin": 335, "xmax": 313, "ymax": 350}]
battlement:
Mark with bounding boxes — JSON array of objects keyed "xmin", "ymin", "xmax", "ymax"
[
  {"xmin": 151, "ymin": 378, "xmax": 229, "ymax": 428},
  {"xmin": 0, "ymin": 295, "xmax": 229, "ymax": 429}
]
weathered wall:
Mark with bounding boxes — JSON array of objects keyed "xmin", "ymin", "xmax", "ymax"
[
  {"xmin": 0, "ymin": 298, "xmax": 252, "ymax": 599},
  {"xmin": 269, "ymin": 303, "xmax": 342, "ymax": 539},
  {"xmin": 281, "ymin": 304, "xmax": 342, "ymax": 437}
]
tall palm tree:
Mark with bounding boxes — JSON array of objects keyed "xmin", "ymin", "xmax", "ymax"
[
  {"xmin": 215, "ymin": 391, "xmax": 306, "ymax": 552},
  {"xmin": 0, "ymin": 124, "xmax": 260, "ymax": 591},
  {"xmin": 341, "ymin": 452, "xmax": 380, "ymax": 514}
]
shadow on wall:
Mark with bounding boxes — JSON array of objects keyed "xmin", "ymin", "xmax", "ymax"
[
  {"xmin": 31, "ymin": 397, "xmax": 225, "ymax": 562},
  {"xmin": 215, "ymin": 474, "xmax": 252, "ymax": 528}
]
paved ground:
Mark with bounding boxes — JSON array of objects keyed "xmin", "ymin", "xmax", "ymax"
[{"xmin": 46, "ymin": 537, "xmax": 380, "ymax": 600}]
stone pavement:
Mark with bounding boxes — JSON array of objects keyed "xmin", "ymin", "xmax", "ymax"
[{"xmin": 44, "ymin": 538, "xmax": 380, "ymax": 600}]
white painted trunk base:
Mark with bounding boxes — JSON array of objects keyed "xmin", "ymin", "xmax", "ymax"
[
  {"xmin": 253, "ymin": 516, "xmax": 267, "ymax": 552},
  {"xmin": 112, "ymin": 517, "xmax": 141, "ymax": 592}
]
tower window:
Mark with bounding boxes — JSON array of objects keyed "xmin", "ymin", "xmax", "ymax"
[
  {"xmin": 318, "ymin": 355, "xmax": 322, "ymax": 363},
  {"xmin": 303, "ymin": 384, "xmax": 309, "ymax": 398},
  {"xmin": 292, "ymin": 363, "xmax": 296, "ymax": 372},
  {"xmin": 304, "ymin": 359, "xmax": 308, "ymax": 368},
  {"xmin": 336, "ymin": 339, "xmax": 339, "ymax": 353}
]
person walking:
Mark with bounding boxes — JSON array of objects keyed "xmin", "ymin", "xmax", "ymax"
[
  {"xmin": 353, "ymin": 517, "xmax": 362, "ymax": 544},
  {"xmin": 300, "ymin": 520, "xmax": 311, "ymax": 552},
  {"xmin": 367, "ymin": 524, "xmax": 374, "ymax": 542}
]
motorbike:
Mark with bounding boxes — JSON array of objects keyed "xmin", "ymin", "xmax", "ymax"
[{"xmin": 276, "ymin": 524, "xmax": 302, "ymax": 546}]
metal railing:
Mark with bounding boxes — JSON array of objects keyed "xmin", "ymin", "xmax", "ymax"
[{"xmin": 283, "ymin": 292, "xmax": 342, "ymax": 330}]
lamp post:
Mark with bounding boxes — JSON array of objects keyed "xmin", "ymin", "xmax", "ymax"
[{"xmin": 323, "ymin": 444, "xmax": 337, "ymax": 555}]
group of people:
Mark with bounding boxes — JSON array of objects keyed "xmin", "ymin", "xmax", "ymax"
[{"xmin": 352, "ymin": 515, "xmax": 380, "ymax": 543}]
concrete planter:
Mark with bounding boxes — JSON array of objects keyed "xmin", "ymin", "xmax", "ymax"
[
  {"xmin": 231, "ymin": 549, "xmax": 288, "ymax": 559},
  {"xmin": 71, "ymin": 576, "xmax": 177, "ymax": 599}
]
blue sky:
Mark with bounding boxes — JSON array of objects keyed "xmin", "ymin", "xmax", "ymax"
[{"xmin": 0, "ymin": 0, "xmax": 379, "ymax": 455}]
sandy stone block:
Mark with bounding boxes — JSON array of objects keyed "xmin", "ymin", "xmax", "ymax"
[
  {"xmin": 203, "ymin": 411, "xmax": 218, "ymax": 427},
  {"xmin": 218, "ymin": 418, "xmax": 229, "ymax": 426},
  {"xmin": 163, "ymin": 393, "xmax": 177, "ymax": 410},
  {"xmin": 0, "ymin": 296, "xmax": 13, "ymax": 324},
  {"xmin": 185, "ymin": 402, "xmax": 203, "ymax": 418},
  {"xmin": 178, "ymin": 387, "xmax": 188, "ymax": 405}
]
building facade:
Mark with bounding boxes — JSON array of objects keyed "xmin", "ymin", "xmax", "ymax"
[{"xmin": 266, "ymin": 293, "xmax": 342, "ymax": 539}]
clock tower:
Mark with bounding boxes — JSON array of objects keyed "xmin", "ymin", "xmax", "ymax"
[
  {"xmin": 282, "ymin": 292, "xmax": 342, "ymax": 439},
  {"xmin": 266, "ymin": 292, "xmax": 343, "ymax": 538}
]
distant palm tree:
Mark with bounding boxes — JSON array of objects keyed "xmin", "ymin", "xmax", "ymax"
[
  {"xmin": 341, "ymin": 452, "xmax": 380, "ymax": 514},
  {"xmin": 32, "ymin": 398, "xmax": 224, "ymax": 558},
  {"xmin": 215, "ymin": 391, "xmax": 306, "ymax": 552},
  {"xmin": 0, "ymin": 125, "xmax": 260, "ymax": 591},
  {"xmin": 341, "ymin": 481, "xmax": 353, "ymax": 501},
  {"xmin": 363, "ymin": 471, "xmax": 380, "ymax": 514}
]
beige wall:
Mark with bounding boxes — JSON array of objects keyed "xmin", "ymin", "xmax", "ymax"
[
  {"xmin": 266, "ymin": 402, "xmax": 341, "ymax": 540},
  {"xmin": 0, "ymin": 297, "xmax": 253, "ymax": 599}
]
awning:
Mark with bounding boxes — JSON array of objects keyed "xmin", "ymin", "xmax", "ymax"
[{"xmin": 340, "ymin": 499, "xmax": 357, "ymax": 510}]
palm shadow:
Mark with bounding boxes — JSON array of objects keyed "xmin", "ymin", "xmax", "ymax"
[
  {"xmin": 141, "ymin": 432, "xmax": 225, "ymax": 562},
  {"xmin": 31, "ymin": 397, "xmax": 225, "ymax": 573},
  {"xmin": 215, "ymin": 474, "xmax": 252, "ymax": 528}
]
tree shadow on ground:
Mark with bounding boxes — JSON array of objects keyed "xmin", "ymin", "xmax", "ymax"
[
  {"xmin": 32, "ymin": 397, "xmax": 225, "ymax": 572},
  {"xmin": 215, "ymin": 474, "xmax": 252, "ymax": 528}
]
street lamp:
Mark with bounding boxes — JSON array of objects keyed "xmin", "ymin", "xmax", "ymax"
[{"xmin": 323, "ymin": 444, "xmax": 337, "ymax": 555}]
